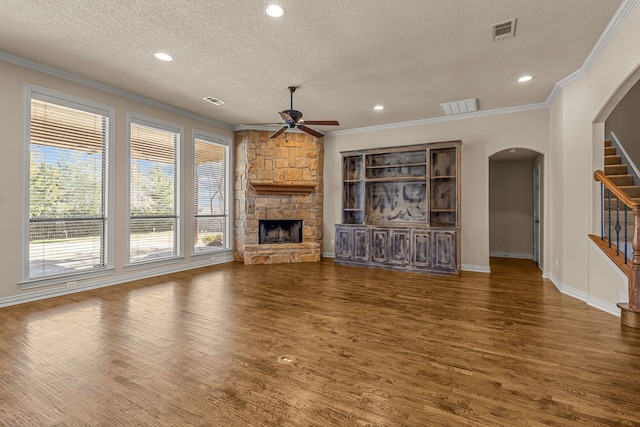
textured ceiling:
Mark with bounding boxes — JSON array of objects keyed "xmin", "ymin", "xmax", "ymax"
[{"xmin": 0, "ymin": 0, "xmax": 624, "ymax": 132}]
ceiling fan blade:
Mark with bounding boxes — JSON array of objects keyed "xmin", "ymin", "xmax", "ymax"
[
  {"xmin": 301, "ymin": 120, "xmax": 340, "ymax": 126},
  {"xmin": 269, "ymin": 126, "xmax": 288, "ymax": 139},
  {"xmin": 279, "ymin": 111, "xmax": 294, "ymax": 122},
  {"xmin": 240, "ymin": 122, "xmax": 285, "ymax": 126},
  {"xmin": 298, "ymin": 125, "xmax": 324, "ymax": 138}
]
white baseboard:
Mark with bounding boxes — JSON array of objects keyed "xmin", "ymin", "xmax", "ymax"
[
  {"xmin": 588, "ymin": 295, "xmax": 621, "ymax": 317},
  {"xmin": 0, "ymin": 254, "xmax": 234, "ymax": 308},
  {"xmin": 489, "ymin": 252, "xmax": 533, "ymax": 260},
  {"xmin": 560, "ymin": 284, "xmax": 589, "ymax": 302},
  {"xmin": 323, "ymin": 252, "xmax": 335, "ymax": 258},
  {"xmin": 542, "ymin": 271, "xmax": 620, "ymax": 318},
  {"xmin": 461, "ymin": 264, "xmax": 491, "ymax": 273}
]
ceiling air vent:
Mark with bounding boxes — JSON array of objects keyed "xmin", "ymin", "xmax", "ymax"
[
  {"xmin": 203, "ymin": 96, "xmax": 226, "ymax": 106},
  {"xmin": 440, "ymin": 98, "xmax": 478, "ymax": 116},
  {"xmin": 492, "ymin": 18, "xmax": 517, "ymax": 41}
]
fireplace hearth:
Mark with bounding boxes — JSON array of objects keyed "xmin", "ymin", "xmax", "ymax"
[{"xmin": 259, "ymin": 220, "xmax": 303, "ymax": 244}]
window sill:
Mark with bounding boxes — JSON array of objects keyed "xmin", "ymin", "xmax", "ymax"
[
  {"xmin": 19, "ymin": 267, "xmax": 115, "ymax": 290},
  {"xmin": 124, "ymin": 256, "xmax": 185, "ymax": 272}
]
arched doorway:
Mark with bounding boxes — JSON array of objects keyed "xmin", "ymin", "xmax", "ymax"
[{"xmin": 489, "ymin": 148, "xmax": 544, "ymax": 268}]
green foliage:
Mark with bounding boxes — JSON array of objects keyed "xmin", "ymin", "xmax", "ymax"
[
  {"xmin": 30, "ymin": 146, "xmax": 103, "ymax": 218},
  {"xmin": 130, "ymin": 162, "xmax": 175, "ymax": 216},
  {"xmin": 202, "ymin": 233, "xmax": 223, "ymax": 246}
]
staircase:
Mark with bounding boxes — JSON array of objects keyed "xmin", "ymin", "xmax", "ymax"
[
  {"xmin": 604, "ymin": 139, "xmax": 640, "ymax": 203},
  {"xmin": 596, "ymin": 138, "xmax": 640, "ymax": 328}
]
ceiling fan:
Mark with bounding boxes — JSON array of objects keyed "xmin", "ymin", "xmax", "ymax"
[{"xmin": 267, "ymin": 86, "xmax": 339, "ymax": 139}]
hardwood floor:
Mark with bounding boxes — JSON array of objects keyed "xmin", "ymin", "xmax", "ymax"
[{"xmin": 1, "ymin": 258, "xmax": 639, "ymax": 426}]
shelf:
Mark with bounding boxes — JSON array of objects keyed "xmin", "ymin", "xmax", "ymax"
[
  {"xmin": 366, "ymin": 162, "xmax": 426, "ymax": 169},
  {"xmin": 338, "ymin": 141, "xmax": 461, "ymax": 275},
  {"xmin": 365, "ymin": 177, "xmax": 427, "ymax": 182}
]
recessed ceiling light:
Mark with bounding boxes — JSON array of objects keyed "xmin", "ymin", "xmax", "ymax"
[
  {"xmin": 265, "ymin": 4, "xmax": 285, "ymax": 17},
  {"xmin": 518, "ymin": 75, "xmax": 533, "ymax": 83},
  {"xmin": 154, "ymin": 52, "xmax": 174, "ymax": 62},
  {"xmin": 374, "ymin": 105, "xmax": 384, "ymax": 111}
]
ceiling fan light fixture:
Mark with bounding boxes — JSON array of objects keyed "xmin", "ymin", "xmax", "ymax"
[{"xmin": 265, "ymin": 4, "xmax": 285, "ymax": 17}]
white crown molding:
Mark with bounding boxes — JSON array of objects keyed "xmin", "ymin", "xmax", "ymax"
[
  {"xmin": 546, "ymin": 0, "xmax": 638, "ymax": 105},
  {"xmin": 3, "ymin": 0, "xmax": 637, "ymax": 140},
  {"xmin": 331, "ymin": 0, "xmax": 638, "ymax": 138},
  {"xmin": 329, "ymin": 102, "xmax": 548, "ymax": 137},
  {"xmin": 233, "ymin": 124, "xmax": 307, "ymax": 133},
  {"xmin": 0, "ymin": 50, "xmax": 232, "ymax": 131},
  {"xmin": 581, "ymin": 0, "xmax": 639, "ymax": 72}
]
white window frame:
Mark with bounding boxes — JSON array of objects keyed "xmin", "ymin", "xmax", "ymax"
[
  {"xmin": 192, "ymin": 130, "xmax": 232, "ymax": 255},
  {"xmin": 126, "ymin": 113, "xmax": 183, "ymax": 268},
  {"xmin": 19, "ymin": 84, "xmax": 115, "ymax": 288}
]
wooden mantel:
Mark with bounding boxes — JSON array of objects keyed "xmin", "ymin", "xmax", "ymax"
[{"xmin": 250, "ymin": 182, "xmax": 316, "ymax": 195}]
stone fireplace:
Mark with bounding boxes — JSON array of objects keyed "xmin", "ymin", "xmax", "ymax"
[{"xmin": 234, "ymin": 130, "xmax": 323, "ymax": 264}]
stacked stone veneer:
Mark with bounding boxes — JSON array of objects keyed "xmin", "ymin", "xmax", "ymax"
[{"xmin": 234, "ymin": 130, "xmax": 323, "ymax": 264}]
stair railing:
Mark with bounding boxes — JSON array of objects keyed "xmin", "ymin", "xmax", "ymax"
[{"xmin": 594, "ymin": 170, "xmax": 640, "ymax": 313}]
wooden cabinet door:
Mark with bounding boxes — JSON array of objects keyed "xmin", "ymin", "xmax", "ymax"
[
  {"xmin": 432, "ymin": 231, "xmax": 456, "ymax": 270},
  {"xmin": 371, "ymin": 228, "xmax": 389, "ymax": 263},
  {"xmin": 389, "ymin": 228, "xmax": 410, "ymax": 265},
  {"xmin": 335, "ymin": 226, "xmax": 352, "ymax": 260},
  {"xmin": 411, "ymin": 230, "xmax": 431, "ymax": 268},
  {"xmin": 353, "ymin": 227, "xmax": 370, "ymax": 261}
]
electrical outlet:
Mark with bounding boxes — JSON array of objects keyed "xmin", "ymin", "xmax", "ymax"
[
  {"xmin": 66, "ymin": 281, "xmax": 77, "ymax": 288},
  {"xmin": 555, "ymin": 258, "xmax": 559, "ymax": 267}
]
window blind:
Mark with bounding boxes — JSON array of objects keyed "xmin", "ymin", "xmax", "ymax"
[
  {"xmin": 28, "ymin": 98, "xmax": 108, "ymax": 279},
  {"xmin": 129, "ymin": 121, "xmax": 179, "ymax": 263},
  {"xmin": 194, "ymin": 138, "xmax": 228, "ymax": 252}
]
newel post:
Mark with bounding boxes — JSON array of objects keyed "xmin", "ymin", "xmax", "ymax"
[{"xmin": 620, "ymin": 205, "xmax": 640, "ymax": 327}]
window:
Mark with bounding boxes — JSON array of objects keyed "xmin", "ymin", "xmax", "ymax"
[
  {"xmin": 128, "ymin": 116, "xmax": 182, "ymax": 264},
  {"xmin": 22, "ymin": 86, "xmax": 113, "ymax": 284},
  {"xmin": 194, "ymin": 133, "xmax": 230, "ymax": 253}
]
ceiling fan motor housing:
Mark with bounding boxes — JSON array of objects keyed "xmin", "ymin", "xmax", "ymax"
[{"xmin": 281, "ymin": 109, "xmax": 303, "ymax": 126}]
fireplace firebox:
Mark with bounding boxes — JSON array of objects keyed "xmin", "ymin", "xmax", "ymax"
[{"xmin": 259, "ymin": 220, "xmax": 303, "ymax": 244}]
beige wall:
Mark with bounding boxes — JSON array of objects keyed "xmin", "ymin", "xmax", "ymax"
[
  {"xmin": 2, "ymin": 2, "xmax": 640, "ymax": 315},
  {"xmin": 323, "ymin": 108, "xmax": 550, "ymax": 271},
  {"xmin": 324, "ymin": 2, "xmax": 640, "ymax": 314},
  {"xmin": 547, "ymin": 3, "xmax": 640, "ymax": 311},
  {"xmin": 605, "ymin": 79, "xmax": 640, "ymax": 163},
  {"xmin": 0, "ymin": 59, "xmax": 233, "ymax": 301},
  {"xmin": 489, "ymin": 159, "xmax": 534, "ymax": 258}
]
